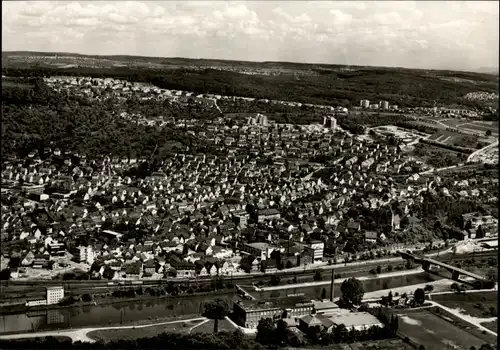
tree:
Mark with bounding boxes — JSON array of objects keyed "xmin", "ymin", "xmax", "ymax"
[
  {"xmin": 486, "ymin": 268, "xmax": 497, "ymax": 283},
  {"xmin": 424, "ymin": 284, "xmax": 434, "ymax": 292},
  {"xmin": 81, "ymin": 294, "xmax": 93, "ymax": 302},
  {"xmin": 486, "ymin": 130, "xmax": 492, "ymax": 137},
  {"xmin": 333, "ymin": 323, "xmax": 349, "ymax": 343},
  {"xmin": 387, "ymin": 291, "xmax": 393, "ymax": 305},
  {"xmin": 314, "ymin": 270, "xmax": 322, "ymax": 281},
  {"xmin": 340, "ymin": 277, "xmax": 365, "ymax": 307},
  {"xmin": 0, "ymin": 269, "xmax": 11, "ymax": 280},
  {"xmin": 275, "ymin": 319, "xmax": 288, "ymax": 345},
  {"xmin": 202, "ymin": 298, "xmax": 230, "ymax": 333},
  {"xmin": 269, "ymin": 274, "xmax": 281, "ymax": 286},
  {"xmin": 256, "ymin": 318, "xmax": 276, "ymax": 345},
  {"xmin": 479, "ymin": 345, "xmax": 494, "ymax": 350},
  {"xmin": 376, "ymin": 265, "xmax": 382, "ymax": 274},
  {"xmin": 414, "ymin": 288, "xmax": 425, "ymax": 305}
]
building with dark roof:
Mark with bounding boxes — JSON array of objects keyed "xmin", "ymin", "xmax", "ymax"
[{"xmin": 232, "ymin": 296, "xmax": 313, "ymax": 329}]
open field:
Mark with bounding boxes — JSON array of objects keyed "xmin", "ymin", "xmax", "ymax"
[
  {"xmin": 323, "ymin": 338, "xmax": 413, "ymax": 350},
  {"xmin": 481, "ymin": 320, "xmax": 498, "ymax": 333},
  {"xmin": 6, "ymin": 336, "xmax": 72, "ymax": 343},
  {"xmin": 426, "ymin": 129, "xmax": 481, "ymax": 148},
  {"xmin": 411, "ymin": 142, "xmax": 468, "ymax": 168},
  {"xmin": 395, "ymin": 308, "xmax": 490, "ymax": 350},
  {"xmin": 87, "ymin": 319, "xmax": 202, "ymax": 341},
  {"xmin": 431, "ymin": 291, "xmax": 498, "ymax": 319},
  {"xmin": 190, "ymin": 319, "xmax": 236, "ymax": 334},
  {"xmin": 415, "ymin": 116, "xmax": 498, "ymax": 140},
  {"xmin": 456, "ymin": 121, "xmax": 499, "ymax": 135}
]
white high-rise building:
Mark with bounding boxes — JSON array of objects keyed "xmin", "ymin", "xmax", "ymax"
[
  {"xmin": 261, "ymin": 114, "xmax": 268, "ymax": 126},
  {"xmin": 381, "ymin": 101, "xmax": 389, "ymax": 110},
  {"xmin": 78, "ymin": 245, "xmax": 96, "ymax": 265},
  {"xmin": 330, "ymin": 117, "xmax": 337, "ymax": 130},
  {"xmin": 360, "ymin": 100, "xmax": 370, "ymax": 108}
]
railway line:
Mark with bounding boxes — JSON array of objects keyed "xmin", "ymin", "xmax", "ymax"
[{"xmin": 1, "ymin": 251, "xmax": 495, "ymax": 302}]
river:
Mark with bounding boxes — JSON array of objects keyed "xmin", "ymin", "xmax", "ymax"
[{"xmin": 0, "ymin": 272, "xmax": 441, "ymax": 334}]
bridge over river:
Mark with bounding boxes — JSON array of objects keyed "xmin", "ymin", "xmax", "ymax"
[{"xmin": 400, "ymin": 252, "xmax": 493, "ymax": 288}]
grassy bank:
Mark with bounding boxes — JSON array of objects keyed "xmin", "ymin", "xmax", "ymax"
[
  {"xmin": 431, "ymin": 291, "xmax": 497, "ymax": 318},
  {"xmin": 87, "ymin": 318, "xmax": 203, "ymax": 342},
  {"xmin": 481, "ymin": 320, "xmax": 498, "ymax": 333}
]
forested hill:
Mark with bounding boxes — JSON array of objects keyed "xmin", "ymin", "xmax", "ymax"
[
  {"xmin": 2, "ymin": 61, "xmax": 498, "ymax": 109},
  {"xmin": 1, "ymin": 78, "xmax": 201, "ymax": 162}
]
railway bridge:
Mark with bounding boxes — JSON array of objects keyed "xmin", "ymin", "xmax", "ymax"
[{"xmin": 400, "ymin": 252, "xmax": 493, "ymax": 288}]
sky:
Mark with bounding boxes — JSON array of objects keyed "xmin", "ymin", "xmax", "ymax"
[{"xmin": 2, "ymin": 1, "xmax": 499, "ymax": 72}]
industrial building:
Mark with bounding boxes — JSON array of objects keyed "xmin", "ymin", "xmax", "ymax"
[
  {"xmin": 25, "ymin": 286, "xmax": 65, "ymax": 307},
  {"xmin": 298, "ymin": 309, "xmax": 384, "ymax": 332},
  {"xmin": 47, "ymin": 286, "xmax": 65, "ymax": 305},
  {"xmin": 232, "ymin": 296, "xmax": 314, "ymax": 329}
]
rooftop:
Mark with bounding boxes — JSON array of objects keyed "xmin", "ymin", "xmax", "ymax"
[
  {"xmin": 319, "ymin": 310, "xmax": 383, "ymax": 327},
  {"xmin": 235, "ymin": 296, "xmax": 311, "ymax": 312}
]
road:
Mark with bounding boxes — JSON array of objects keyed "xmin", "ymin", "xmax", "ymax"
[
  {"xmin": 418, "ymin": 163, "xmax": 466, "ymax": 175},
  {"xmin": 0, "ymin": 317, "xmax": 207, "ymax": 343},
  {"xmin": 467, "ymin": 140, "xmax": 499, "ymax": 163}
]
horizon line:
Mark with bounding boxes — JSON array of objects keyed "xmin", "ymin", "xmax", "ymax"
[{"xmin": 2, "ymin": 50, "xmax": 499, "ymax": 75}]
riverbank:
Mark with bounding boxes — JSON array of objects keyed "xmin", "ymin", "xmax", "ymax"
[{"xmin": 256, "ymin": 268, "xmax": 424, "ymax": 292}]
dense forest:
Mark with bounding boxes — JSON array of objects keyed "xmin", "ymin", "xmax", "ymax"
[
  {"xmin": 1, "ymin": 78, "xmax": 207, "ymax": 162},
  {"xmin": 3, "ymin": 64, "xmax": 497, "ymax": 109}
]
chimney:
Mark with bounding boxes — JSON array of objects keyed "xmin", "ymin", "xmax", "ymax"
[{"xmin": 330, "ymin": 269, "xmax": 335, "ymax": 302}]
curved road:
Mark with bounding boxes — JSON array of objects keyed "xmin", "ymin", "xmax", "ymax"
[
  {"xmin": 0, "ymin": 317, "xmax": 207, "ymax": 343},
  {"xmin": 467, "ymin": 140, "xmax": 499, "ymax": 163}
]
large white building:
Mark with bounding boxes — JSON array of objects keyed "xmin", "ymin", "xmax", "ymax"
[
  {"xmin": 77, "ymin": 245, "xmax": 96, "ymax": 265},
  {"xmin": 47, "ymin": 286, "xmax": 65, "ymax": 305},
  {"xmin": 381, "ymin": 101, "xmax": 389, "ymax": 110},
  {"xmin": 360, "ymin": 100, "xmax": 370, "ymax": 108},
  {"xmin": 305, "ymin": 240, "xmax": 324, "ymax": 262},
  {"xmin": 323, "ymin": 116, "xmax": 337, "ymax": 130}
]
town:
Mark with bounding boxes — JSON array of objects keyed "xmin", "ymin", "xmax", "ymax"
[{"xmin": 1, "ymin": 51, "xmax": 499, "ymax": 350}]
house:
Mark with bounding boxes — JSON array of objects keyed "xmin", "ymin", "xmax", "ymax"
[
  {"xmin": 170, "ymin": 258, "xmax": 196, "ymax": 277},
  {"xmin": 125, "ymin": 262, "xmax": 142, "ymax": 278},
  {"xmin": 346, "ymin": 220, "xmax": 361, "ymax": 232},
  {"xmin": 257, "ymin": 208, "xmax": 281, "ymax": 223},
  {"xmin": 143, "ymin": 259, "xmax": 156, "ymax": 274},
  {"xmin": 365, "ymin": 231, "xmax": 377, "ymax": 243}
]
